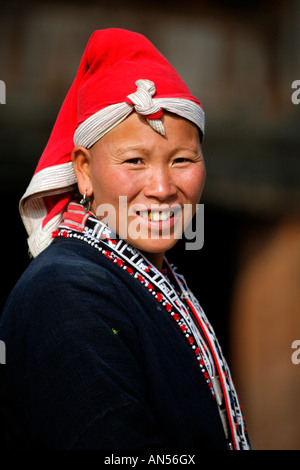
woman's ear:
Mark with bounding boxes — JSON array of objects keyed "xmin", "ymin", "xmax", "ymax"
[{"xmin": 71, "ymin": 146, "xmax": 93, "ymax": 197}]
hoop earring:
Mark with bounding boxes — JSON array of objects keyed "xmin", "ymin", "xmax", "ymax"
[{"xmin": 80, "ymin": 191, "xmax": 91, "ymax": 212}]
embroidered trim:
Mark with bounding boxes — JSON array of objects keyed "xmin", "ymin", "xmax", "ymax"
[{"xmin": 52, "ymin": 202, "xmax": 250, "ymax": 450}]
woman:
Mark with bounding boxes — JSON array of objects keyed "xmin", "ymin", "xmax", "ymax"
[{"xmin": 0, "ymin": 29, "xmax": 250, "ymax": 450}]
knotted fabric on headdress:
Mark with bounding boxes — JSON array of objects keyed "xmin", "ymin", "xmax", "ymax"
[{"xmin": 20, "ymin": 28, "xmax": 205, "ymax": 257}]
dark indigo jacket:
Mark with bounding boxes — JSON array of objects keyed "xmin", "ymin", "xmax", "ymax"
[{"xmin": 0, "ymin": 238, "xmax": 228, "ymax": 450}]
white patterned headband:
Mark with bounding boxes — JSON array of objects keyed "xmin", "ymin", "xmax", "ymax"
[{"xmin": 74, "ymin": 79, "xmax": 205, "ymax": 148}]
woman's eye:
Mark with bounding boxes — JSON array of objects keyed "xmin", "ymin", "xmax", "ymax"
[
  {"xmin": 173, "ymin": 158, "xmax": 191, "ymax": 164},
  {"xmin": 125, "ymin": 158, "xmax": 143, "ymax": 165}
]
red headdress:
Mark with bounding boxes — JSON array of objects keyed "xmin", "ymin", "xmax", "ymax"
[{"xmin": 20, "ymin": 28, "xmax": 205, "ymax": 257}]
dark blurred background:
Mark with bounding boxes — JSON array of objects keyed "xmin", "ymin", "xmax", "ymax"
[{"xmin": 0, "ymin": 0, "xmax": 300, "ymax": 450}]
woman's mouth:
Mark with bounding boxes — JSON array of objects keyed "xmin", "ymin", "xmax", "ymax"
[
  {"xmin": 136, "ymin": 209, "xmax": 175, "ymax": 222},
  {"xmin": 133, "ymin": 207, "xmax": 182, "ymax": 235}
]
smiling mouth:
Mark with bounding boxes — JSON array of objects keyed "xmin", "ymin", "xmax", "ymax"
[{"xmin": 136, "ymin": 210, "xmax": 175, "ymax": 222}]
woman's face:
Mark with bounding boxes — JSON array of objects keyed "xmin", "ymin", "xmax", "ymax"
[{"xmin": 72, "ymin": 111, "xmax": 206, "ymax": 268}]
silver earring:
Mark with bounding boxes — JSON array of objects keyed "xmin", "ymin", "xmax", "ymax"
[{"xmin": 80, "ymin": 191, "xmax": 91, "ymax": 212}]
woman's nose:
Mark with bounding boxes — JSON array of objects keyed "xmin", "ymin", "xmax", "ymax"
[{"xmin": 143, "ymin": 167, "xmax": 177, "ymax": 201}]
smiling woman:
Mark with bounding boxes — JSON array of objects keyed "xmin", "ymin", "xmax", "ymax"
[{"xmin": 0, "ymin": 28, "xmax": 250, "ymax": 451}]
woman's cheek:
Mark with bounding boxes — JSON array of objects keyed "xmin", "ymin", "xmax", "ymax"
[{"xmin": 182, "ymin": 167, "xmax": 206, "ymax": 203}]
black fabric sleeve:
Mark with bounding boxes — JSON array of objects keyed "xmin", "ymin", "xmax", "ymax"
[{"xmin": 2, "ymin": 255, "xmax": 170, "ymax": 450}]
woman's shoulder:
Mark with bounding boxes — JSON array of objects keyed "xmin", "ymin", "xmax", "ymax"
[
  {"xmin": 0, "ymin": 238, "xmax": 146, "ymax": 360},
  {"xmin": 1, "ymin": 238, "xmax": 132, "ymax": 324},
  {"xmin": 17, "ymin": 238, "xmax": 121, "ymax": 289}
]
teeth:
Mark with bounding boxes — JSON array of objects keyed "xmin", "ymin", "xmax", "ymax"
[
  {"xmin": 140, "ymin": 210, "xmax": 149, "ymax": 220},
  {"xmin": 138, "ymin": 210, "xmax": 174, "ymax": 221}
]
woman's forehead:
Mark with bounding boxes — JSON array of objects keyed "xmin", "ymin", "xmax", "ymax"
[{"xmin": 90, "ymin": 111, "xmax": 200, "ymax": 153}]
